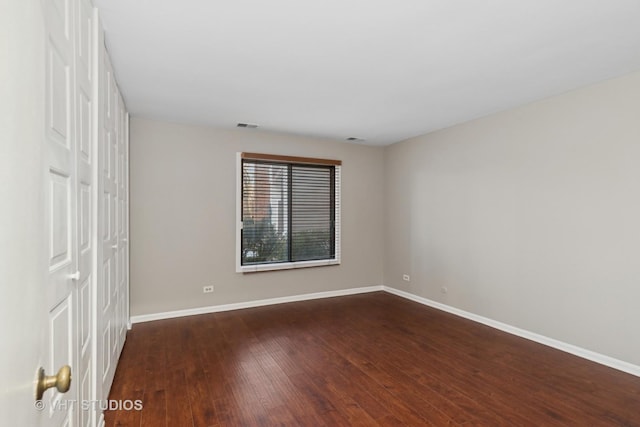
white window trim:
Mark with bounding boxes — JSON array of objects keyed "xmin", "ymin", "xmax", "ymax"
[{"xmin": 235, "ymin": 152, "xmax": 341, "ymax": 273}]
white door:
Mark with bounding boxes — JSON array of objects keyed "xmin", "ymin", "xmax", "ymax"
[
  {"xmin": 42, "ymin": 0, "xmax": 97, "ymax": 425},
  {"xmin": 93, "ymin": 19, "xmax": 130, "ymax": 419},
  {"xmin": 1, "ymin": 1, "xmax": 127, "ymax": 425},
  {"xmin": 0, "ymin": 0, "xmax": 56, "ymax": 425},
  {"xmin": 115, "ymin": 95, "xmax": 129, "ymax": 357},
  {"xmin": 97, "ymin": 42, "xmax": 120, "ymax": 400},
  {"xmin": 43, "ymin": 0, "xmax": 80, "ymax": 425},
  {"xmin": 74, "ymin": 1, "xmax": 96, "ymax": 426}
]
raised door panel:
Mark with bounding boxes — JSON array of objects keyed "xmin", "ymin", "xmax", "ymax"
[
  {"xmin": 48, "ymin": 171, "xmax": 71, "ymax": 273},
  {"xmin": 47, "ymin": 298, "xmax": 74, "ymax": 424}
]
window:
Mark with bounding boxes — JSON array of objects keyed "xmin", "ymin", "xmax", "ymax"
[{"xmin": 236, "ymin": 152, "xmax": 341, "ymax": 272}]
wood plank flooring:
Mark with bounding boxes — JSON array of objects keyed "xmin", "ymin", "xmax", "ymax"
[{"xmin": 104, "ymin": 292, "xmax": 640, "ymax": 426}]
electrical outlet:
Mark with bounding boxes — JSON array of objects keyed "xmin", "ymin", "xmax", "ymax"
[
  {"xmin": 402, "ymin": 274, "xmax": 410, "ymax": 282},
  {"xmin": 203, "ymin": 285, "xmax": 214, "ymax": 294}
]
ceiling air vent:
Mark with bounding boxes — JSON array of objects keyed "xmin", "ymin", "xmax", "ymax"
[
  {"xmin": 237, "ymin": 123, "xmax": 258, "ymax": 129},
  {"xmin": 346, "ymin": 137, "xmax": 365, "ymax": 143}
]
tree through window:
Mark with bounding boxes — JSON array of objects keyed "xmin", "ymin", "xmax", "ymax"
[{"xmin": 237, "ymin": 153, "xmax": 341, "ymax": 272}]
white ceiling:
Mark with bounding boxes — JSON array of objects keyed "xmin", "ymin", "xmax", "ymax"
[{"xmin": 94, "ymin": 0, "xmax": 640, "ymax": 146}]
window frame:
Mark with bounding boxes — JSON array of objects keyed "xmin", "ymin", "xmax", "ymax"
[{"xmin": 236, "ymin": 152, "xmax": 342, "ymax": 273}]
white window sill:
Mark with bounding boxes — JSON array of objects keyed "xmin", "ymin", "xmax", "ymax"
[{"xmin": 237, "ymin": 258, "xmax": 340, "ymax": 273}]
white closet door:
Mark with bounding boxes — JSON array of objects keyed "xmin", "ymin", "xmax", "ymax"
[
  {"xmin": 74, "ymin": 1, "xmax": 95, "ymax": 426},
  {"xmin": 44, "ymin": 0, "xmax": 79, "ymax": 425},
  {"xmin": 93, "ymin": 16, "xmax": 130, "ymax": 423},
  {"xmin": 35, "ymin": 2, "xmax": 128, "ymax": 425},
  {"xmin": 97, "ymin": 41, "xmax": 120, "ymax": 400},
  {"xmin": 115, "ymin": 95, "xmax": 129, "ymax": 357}
]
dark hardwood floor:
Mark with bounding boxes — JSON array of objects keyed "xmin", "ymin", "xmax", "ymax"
[{"xmin": 104, "ymin": 292, "xmax": 640, "ymax": 426}]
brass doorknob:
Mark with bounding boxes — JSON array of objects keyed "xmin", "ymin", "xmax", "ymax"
[{"xmin": 35, "ymin": 365, "xmax": 72, "ymax": 401}]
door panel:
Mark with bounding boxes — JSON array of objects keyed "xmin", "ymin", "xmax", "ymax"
[
  {"xmin": 102, "ymin": 177, "xmax": 110, "ymax": 241},
  {"xmin": 48, "ymin": 299, "xmax": 73, "ymax": 421},
  {"xmin": 101, "ymin": 320, "xmax": 111, "ymax": 383},
  {"xmin": 79, "ymin": 183, "xmax": 91, "ymax": 252},
  {"xmin": 48, "ymin": 171, "xmax": 71, "ymax": 271},
  {"xmin": 102, "ymin": 260, "xmax": 110, "ymax": 312},
  {"xmin": 48, "ymin": 46, "xmax": 70, "ymax": 145},
  {"xmin": 79, "ymin": 277, "xmax": 90, "ymax": 355}
]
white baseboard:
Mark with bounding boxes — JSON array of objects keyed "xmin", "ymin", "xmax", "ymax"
[
  {"xmin": 128, "ymin": 284, "xmax": 639, "ymax": 378},
  {"xmin": 383, "ymin": 286, "xmax": 640, "ymax": 378},
  {"xmin": 130, "ymin": 285, "xmax": 384, "ymax": 324}
]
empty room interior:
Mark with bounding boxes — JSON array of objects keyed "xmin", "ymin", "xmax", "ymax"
[{"xmin": 3, "ymin": 0, "xmax": 640, "ymax": 426}]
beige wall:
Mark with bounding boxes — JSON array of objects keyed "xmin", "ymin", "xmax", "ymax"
[
  {"xmin": 130, "ymin": 118, "xmax": 385, "ymax": 316},
  {"xmin": 384, "ymin": 71, "xmax": 640, "ymax": 365},
  {"xmin": 131, "ymin": 71, "xmax": 640, "ymax": 367}
]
